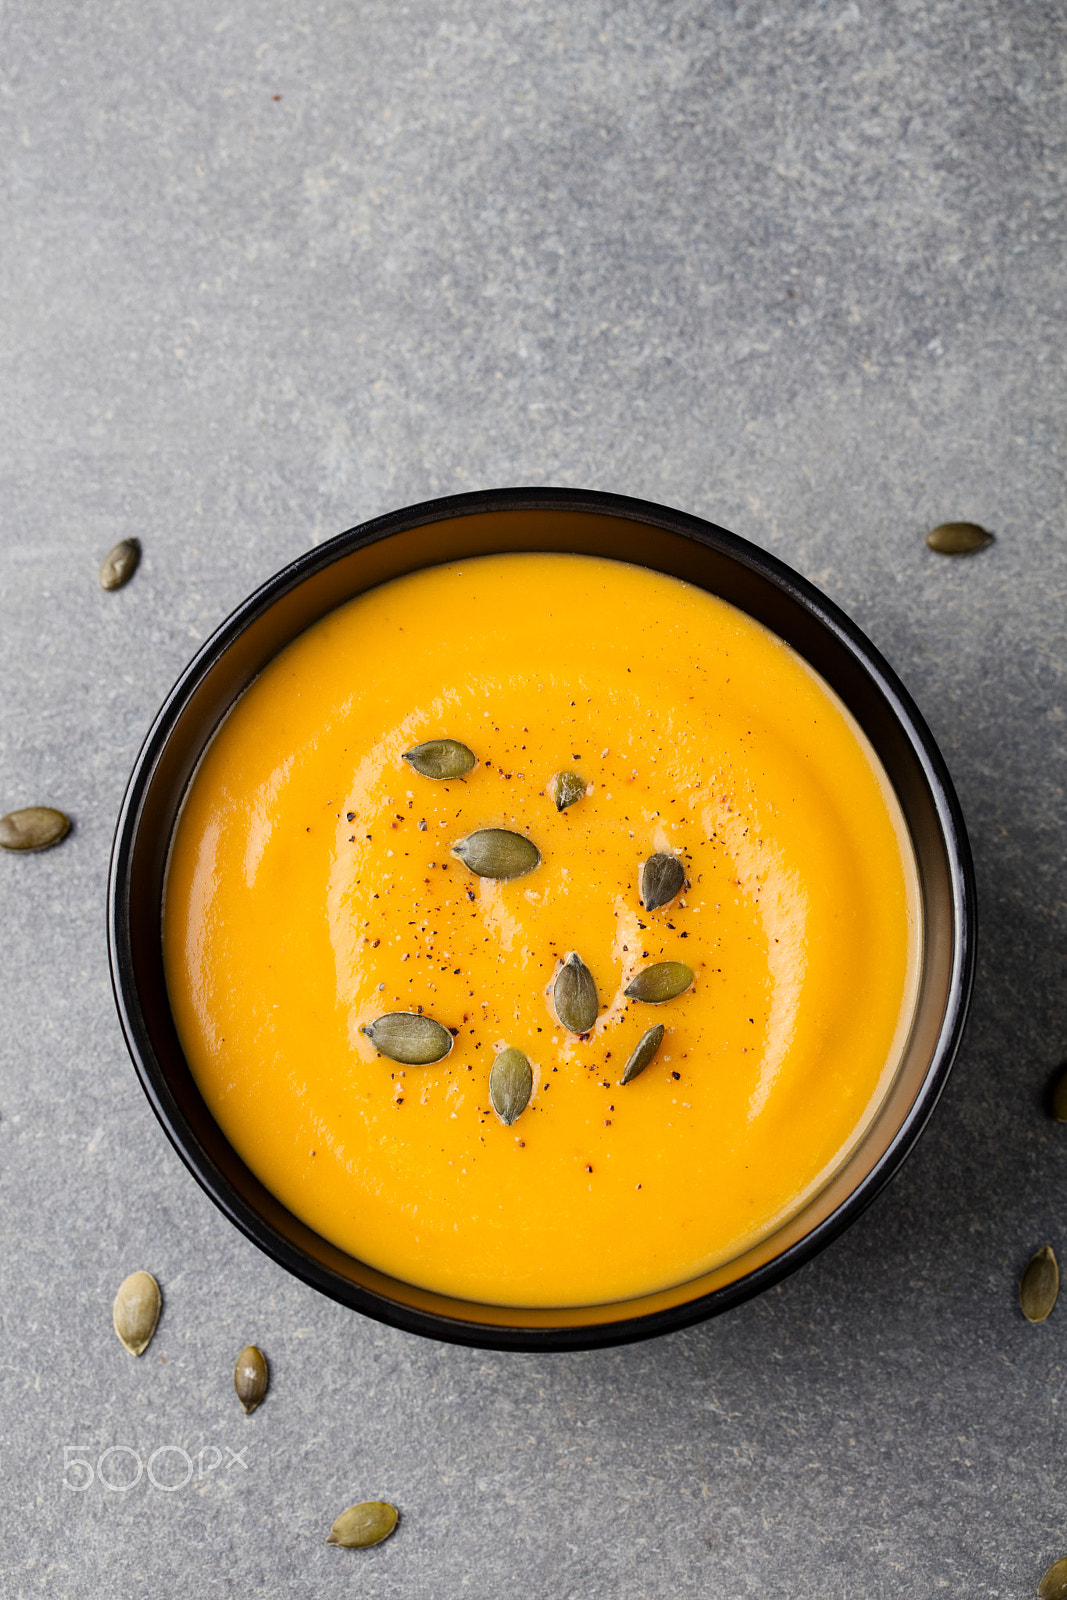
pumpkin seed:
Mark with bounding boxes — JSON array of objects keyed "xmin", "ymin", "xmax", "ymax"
[
  {"xmin": 490, "ymin": 1048, "xmax": 533, "ymax": 1125},
  {"xmin": 625, "ymin": 961, "xmax": 694, "ymax": 1004},
  {"xmin": 234, "ymin": 1345, "xmax": 269, "ymax": 1414},
  {"xmin": 360, "ymin": 1013, "xmax": 453, "ymax": 1065},
  {"xmin": 99, "ymin": 537, "xmax": 141, "ymax": 590},
  {"xmin": 620, "ymin": 1024, "xmax": 666, "ymax": 1085},
  {"xmin": 327, "ymin": 1501, "xmax": 399, "ymax": 1549},
  {"xmin": 452, "ymin": 828, "xmax": 541, "ymax": 880},
  {"xmin": 1051, "ymin": 1067, "xmax": 1067, "ymax": 1122},
  {"xmin": 0, "ymin": 806, "xmax": 71, "ymax": 852},
  {"xmin": 1020, "ymin": 1245, "xmax": 1059, "ymax": 1323},
  {"xmin": 112, "ymin": 1270, "xmax": 161, "ymax": 1356},
  {"xmin": 402, "ymin": 739, "xmax": 475, "ymax": 780},
  {"xmin": 553, "ymin": 952, "xmax": 598, "ymax": 1034},
  {"xmin": 925, "ymin": 522, "xmax": 994, "ymax": 556},
  {"xmin": 1039, "ymin": 1557, "xmax": 1067, "ymax": 1599},
  {"xmin": 553, "ymin": 771, "xmax": 585, "ymax": 812},
  {"xmin": 641, "ymin": 852, "xmax": 685, "ymax": 912}
]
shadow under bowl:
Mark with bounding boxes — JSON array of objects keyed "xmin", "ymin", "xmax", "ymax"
[{"xmin": 108, "ymin": 487, "xmax": 975, "ymax": 1350}]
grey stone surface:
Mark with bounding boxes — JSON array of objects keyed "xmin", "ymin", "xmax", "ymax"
[{"xmin": 1, "ymin": 0, "xmax": 1065, "ymax": 1594}]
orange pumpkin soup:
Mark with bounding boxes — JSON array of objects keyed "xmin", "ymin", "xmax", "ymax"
[{"xmin": 163, "ymin": 553, "xmax": 920, "ymax": 1307}]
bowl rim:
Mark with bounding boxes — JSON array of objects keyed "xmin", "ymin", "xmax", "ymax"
[{"xmin": 108, "ymin": 486, "xmax": 976, "ymax": 1349}]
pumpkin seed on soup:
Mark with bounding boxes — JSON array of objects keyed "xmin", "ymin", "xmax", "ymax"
[
  {"xmin": 402, "ymin": 739, "xmax": 475, "ymax": 780},
  {"xmin": 452, "ymin": 828, "xmax": 541, "ymax": 880},
  {"xmin": 99, "ymin": 537, "xmax": 141, "ymax": 590},
  {"xmin": 234, "ymin": 1345, "xmax": 269, "ymax": 1413},
  {"xmin": 553, "ymin": 771, "xmax": 585, "ymax": 812},
  {"xmin": 112, "ymin": 1270, "xmax": 161, "ymax": 1356},
  {"xmin": 360, "ymin": 1013, "xmax": 453, "ymax": 1065},
  {"xmin": 327, "ymin": 1501, "xmax": 399, "ymax": 1549},
  {"xmin": 1020, "ymin": 1245, "xmax": 1059, "ymax": 1323},
  {"xmin": 640, "ymin": 852, "xmax": 685, "ymax": 911},
  {"xmin": 553, "ymin": 952, "xmax": 598, "ymax": 1035},
  {"xmin": 925, "ymin": 522, "xmax": 994, "ymax": 556},
  {"xmin": 490, "ymin": 1048, "xmax": 533, "ymax": 1125},
  {"xmin": 0, "ymin": 806, "xmax": 71, "ymax": 852},
  {"xmin": 620, "ymin": 1024, "xmax": 666, "ymax": 1085},
  {"xmin": 625, "ymin": 962, "xmax": 694, "ymax": 1004}
]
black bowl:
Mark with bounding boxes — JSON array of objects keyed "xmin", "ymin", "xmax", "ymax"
[{"xmin": 108, "ymin": 488, "xmax": 975, "ymax": 1350}]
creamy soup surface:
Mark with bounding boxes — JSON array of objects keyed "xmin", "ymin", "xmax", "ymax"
[{"xmin": 163, "ymin": 553, "xmax": 920, "ymax": 1307}]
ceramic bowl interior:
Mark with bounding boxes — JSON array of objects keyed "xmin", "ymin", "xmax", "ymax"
[{"xmin": 108, "ymin": 488, "xmax": 975, "ymax": 1350}]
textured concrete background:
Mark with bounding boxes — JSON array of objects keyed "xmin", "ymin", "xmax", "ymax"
[{"xmin": 1, "ymin": 1, "xmax": 1065, "ymax": 1595}]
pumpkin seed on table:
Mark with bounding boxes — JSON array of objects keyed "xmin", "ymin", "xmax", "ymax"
[
  {"xmin": 553, "ymin": 952, "xmax": 598, "ymax": 1035},
  {"xmin": 1020, "ymin": 1245, "xmax": 1059, "ymax": 1323},
  {"xmin": 234, "ymin": 1345, "xmax": 269, "ymax": 1413},
  {"xmin": 452, "ymin": 828, "xmax": 541, "ymax": 880},
  {"xmin": 620, "ymin": 1024, "xmax": 666, "ymax": 1085},
  {"xmin": 112, "ymin": 1271, "xmax": 161, "ymax": 1356},
  {"xmin": 402, "ymin": 739, "xmax": 475, "ymax": 780},
  {"xmin": 925, "ymin": 522, "xmax": 994, "ymax": 556},
  {"xmin": 1050, "ymin": 1066, "xmax": 1067, "ymax": 1122},
  {"xmin": 625, "ymin": 962, "xmax": 694, "ymax": 1004},
  {"xmin": 1039, "ymin": 1557, "xmax": 1067, "ymax": 1599},
  {"xmin": 553, "ymin": 771, "xmax": 586, "ymax": 812},
  {"xmin": 640, "ymin": 852, "xmax": 685, "ymax": 912},
  {"xmin": 0, "ymin": 806, "xmax": 70, "ymax": 852},
  {"xmin": 360, "ymin": 1013, "xmax": 453, "ymax": 1065},
  {"xmin": 327, "ymin": 1501, "xmax": 399, "ymax": 1549},
  {"xmin": 98, "ymin": 537, "xmax": 141, "ymax": 590},
  {"xmin": 490, "ymin": 1048, "xmax": 533, "ymax": 1125}
]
